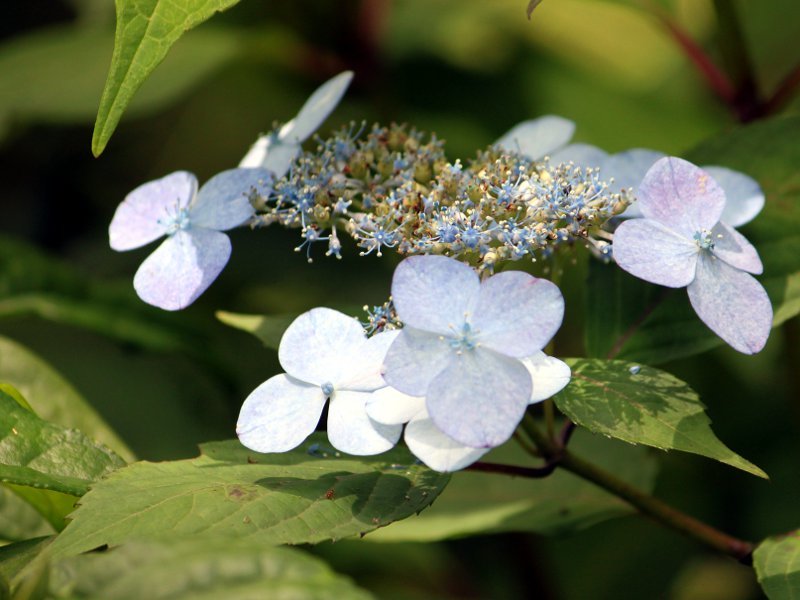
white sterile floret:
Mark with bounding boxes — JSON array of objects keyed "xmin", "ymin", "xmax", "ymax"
[
  {"xmin": 237, "ymin": 308, "xmax": 402, "ymax": 456},
  {"xmin": 382, "ymin": 255, "xmax": 565, "ymax": 450},
  {"xmin": 109, "ymin": 168, "xmax": 271, "ymax": 310},
  {"xmin": 494, "ymin": 115, "xmax": 576, "ymax": 161},
  {"xmin": 239, "ymin": 71, "xmax": 354, "ymax": 178},
  {"xmin": 369, "ymin": 352, "xmax": 571, "ymax": 472}
]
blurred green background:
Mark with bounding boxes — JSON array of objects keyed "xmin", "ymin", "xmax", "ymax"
[{"xmin": 1, "ymin": 0, "xmax": 799, "ymax": 597}]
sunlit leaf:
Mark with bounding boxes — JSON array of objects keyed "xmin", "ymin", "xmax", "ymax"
[
  {"xmin": 754, "ymin": 530, "xmax": 800, "ymax": 599},
  {"xmin": 216, "ymin": 310, "xmax": 296, "ymax": 351}
]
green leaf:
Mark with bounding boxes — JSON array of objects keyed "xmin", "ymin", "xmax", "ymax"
[
  {"xmin": 365, "ymin": 428, "xmax": 657, "ymax": 542},
  {"xmin": 92, "ymin": 0, "xmax": 242, "ymax": 156},
  {"xmin": 553, "ymin": 359, "xmax": 766, "ymax": 478},
  {"xmin": 754, "ymin": 530, "xmax": 800, "ymax": 599},
  {"xmin": 0, "ymin": 335, "xmax": 134, "ymax": 462},
  {"xmin": 216, "ymin": 311, "xmax": 296, "ymax": 351},
  {"xmin": 48, "ymin": 538, "xmax": 372, "ymax": 600},
  {"xmin": 4, "ymin": 485, "xmax": 78, "ymax": 533},
  {"xmin": 0, "ymin": 487, "xmax": 53, "ymax": 543},
  {"xmin": 49, "ymin": 434, "xmax": 449, "ymax": 558},
  {"xmin": 0, "ymin": 537, "xmax": 53, "ymax": 585},
  {"xmin": 587, "ymin": 115, "xmax": 800, "ymax": 363},
  {"xmin": 0, "ymin": 390, "xmax": 125, "ymax": 496}
]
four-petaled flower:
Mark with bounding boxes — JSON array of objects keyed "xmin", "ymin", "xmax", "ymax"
[
  {"xmin": 382, "ymin": 255, "xmax": 565, "ymax": 449},
  {"xmin": 109, "ymin": 168, "xmax": 271, "ymax": 310},
  {"xmin": 237, "ymin": 308, "xmax": 402, "ymax": 455},
  {"xmin": 613, "ymin": 157, "xmax": 772, "ymax": 354},
  {"xmin": 367, "ymin": 352, "xmax": 571, "ymax": 471}
]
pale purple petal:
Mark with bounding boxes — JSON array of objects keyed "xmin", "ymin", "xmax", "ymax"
[
  {"xmin": 236, "ymin": 373, "xmax": 326, "ymax": 453},
  {"xmin": 427, "ymin": 348, "xmax": 531, "ymax": 448},
  {"xmin": 192, "ymin": 168, "xmax": 271, "ymax": 230},
  {"xmin": 687, "ymin": 254, "xmax": 772, "ymax": 354},
  {"xmin": 638, "ymin": 157, "xmax": 725, "ymax": 236},
  {"xmin": 522, "ymin": 352, "xmax": 572, "ymax": 403},
  {"xmin": 494, "ymin": 115, "xmax": 575, "ymax": 160},
  {"xmin": 711, "ymin": 222, "xmax": 763, "ymax": 274},
  {"xmin": 281, "ymin": 71, "xmax": 353, "ymax": 143},
  {"xmin": 382, "ymin": 328, "xmax": 452, "ymax": 396},
  {"xmin": 405, "ymin": 409, "xmax": 489, "ymax": 472},
  {"xmin": 471, "ymin": 271, "xmax": 564, "ymax": 358},
  {"xmin": 604, "ymin": 148, "xmax": 664, "ymax": 193},
  {"xmin": 391, "ymin": 255, "xmax": 480, "ymax": 335},
  {"xmin": 327, "ymin": 390, "xmax": 402, "ymax": 455},
  {"xmin": 109, "ymin": 171, "xmax": 196, "ymax": 251},
  {"xmin": 278, "ymin": 308, "xmax": 367, "ymax": 386},
  {"xmin": 613, "ymin": 218, "xmax": 699, "ymax": 288},
  {"xmin": 548, "ymin": 143, "xmax": 608, "ymax": 169},
  {"xmin": 703, "ymin": 166, "xmax": 765, "ymax": 227},
  {"xmin": 239, "ymin": 135, "xmax": 271, "ymax": 168},
  {"xmin": 133, "ymin": 228, "xmax": 231, "ymax": 310},
  {"xmin": 365, "ymin": 387, "xmax": 426, "ymax": 425},
  {"xmin": 261, "ymin": 141, "xmax": 302, "ymax": 180},
  {"xmin": 337, "ymin": 330, "xmax": 401, "ymax": 392}
]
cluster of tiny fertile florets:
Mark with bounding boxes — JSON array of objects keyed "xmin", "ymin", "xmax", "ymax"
[
  {"xmin": 251, "ymin": 123, "xmax": 627, "ymax": 271},
  {"xmin": 361, "ymin": 299, "xmax": 402, "ymax": 336}
]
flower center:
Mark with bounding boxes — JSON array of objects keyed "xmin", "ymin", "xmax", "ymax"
[
  {"xmin": 160, "ymin": 203, "xmax": 192, "ymax": 236},
  {"xmin": 448, "ymin": 322, "xmax": 479, "ymax": 353},
  {"xmin": 321, "ymin": 382, "xmax": 335, "ymax": 397},
  {"xmin": 693, "ymin": 228, "xmax": 715, "ymax": 251}
]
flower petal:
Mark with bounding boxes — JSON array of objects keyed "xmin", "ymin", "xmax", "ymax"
[
  {"xmin": 382, "ymin": 328, "xmax": 452, "ymax": 396},
  {"xmin": 638, "ymin": 157, "xmax": 725, "ymax": 236},
  {"xmin": 278, "ymin": 308, "xmax": 367, "ymax": 386},
  {"xmin": 109, "ymin": 171, "xmax": 196, "ymax": 251},
  {"xmin": 711, "ymin": 222, "xmax": 762, "ymax": 274},
  {"xmin": 391, "ymin": 255, "xmax": 480, "ymax": 335},
  {"xmin": 548, "ymin": 143, "xmax": 609, "ymax": 169},
  {"xmin": 687, "ymin": 253, "xmax": 772, "ymax": 354},
  {"xmin": 133, "ymin": 228, "xmax": 231, "ymax": 310},
  {"xmin": 279, "ymin": 71, "xmax": 353, "ymax": 143},
  {"xmin": 604, "ymin": 148, "xmax": 664, "ymax": 193},
  {"xmin": 236, "ymin": 373, "xmax": 326, "ymax": 453},
  {"xmin": 613, "ymin": 218, "xmax": 698, "ymax": 288},
  {"xmin": 405, "ymin": 409, "xmax": 489, "ymax": 472},
  {"xmin": 327, "ymin": 390, "xmax": 402, "ymax": 455},
  {"xmin": 365, "ymin": 386, "xmax": 426, "ymax": 425},
  {"xmin": 522, "ymin": 352, "xmax": 572, "ymax": 403},
  {"xmin": 337, "ymin": 329, "xmax": 400, "ymax": 392},
  {"xmin": 703, "ymin": 166, "xmax": 765, "ymax": 227},
  {"xmin": 471, "ymin": 271, "xmax": 564, "ymax": 358},
  {"xmin": 427, "ymin": 348, "xmax": 531, "ymax": 448},
  {"xmin": 239, "ymin": 135, "xmax": 272, "ymax": 168},
  {"xmin": 192, "ymin": 168, "xmax": 271, "ymax": 230},
  {"xmin": 260, "ymin": 141, "xmax": 302, "ymax": 180},
  {"xmin": 494, "ymin": 115, "xmax": 575, "ymax": 160}
]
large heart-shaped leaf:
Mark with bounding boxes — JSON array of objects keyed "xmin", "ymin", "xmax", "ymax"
[
  {"xmin": 49, "ymin": 435, "xmax": 449, "ymax": 558},
  {"xmin": 553, "ymin": 359, "xmax": 766, "ymax": 478}
]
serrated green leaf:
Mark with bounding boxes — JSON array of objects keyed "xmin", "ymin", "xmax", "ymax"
[
  {"xmin": 365, "ymin": 428, "xmax": 657, "ymax": 542},
  {"xmin": 0, "ymin": 391, "xmax": 125, "ymax": 496},
  {"xmin": 587, "ymin": 115, "xmax": 800, "ymax": 363},
  {"xmin": 49, "ymin": 434, "xmax": 449, "ymax": 558},
  {"xmin": 216, "ymin": 310, "xmax": 296, "ymax": 351},
  {"xmin": 92, "ymin": 0, "xmax": 242, "ymax": 155},
  {"xmin": 754, "ymin": 530, "xmax": 800, "ymax": 599},
  {"xmin": 0, "ymin": 336, "xmax": 134, "ymax": 463},
  {"xmin": 48, "ymin": 538, "xmax": 373, "ymax": 600},
  {"xmin": 553, "ymin": 359, "xmax": 766, "ymax": 478}
]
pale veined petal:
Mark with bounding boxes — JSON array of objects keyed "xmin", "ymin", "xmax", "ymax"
[
  {"xmin": 133, "ymin": 228, "xmax": 231, "ymax": 311},
  {"xmin": 279, "ymin": 71, "xmax": 354, "ymax": 143},
  {"xmin": 192, "ymin": 168, "xmax": 272, "ymax": 230},
  {"xmin": 337, "ymin": 330, "xmax": 401, "ymax": 392},
  {"xmin": 703, "ymin": 165, "xmax": 765, "ymax": 228},
  {"xmin": 522, "ymin": 352, "xmax": 572, "ymax": 403},
  {"xmin": 260, "ymin": 141, "xmax": 302, "ymax": 180},
  {"xmin": 382, "ymin": 328, "xmax": 453, "ymax": 397},
  {"xmin": 109, "ymin": 171, "xmax": 196, "ymax": 251},
  {"xmin": 278, "ymin": 308, "xmax": 368, "ymax": 386},
  {"xmin": 391, "ymin": 255, "xmax": 480, "ymax": 335},
  {"xmin": 711, "ymin": 222, "xmax": 763, "ymax": 274},
  {"xmin": 613, "ymin": 218, "xmax": 699, "ymax": 288},
  {"xmin": 471, "ymin": 271, "xmax": 564, "ymax": 358},
  {"xmin": 687, "ymin": 253, "xmax": 772, "ymax": 354},
  {"xmin": 427, "ymin": 348, "xmax": 531, "ymax": 448},
  {"xmin": 494, "ymin": 115, "xmax": 575, "ymax": 161},
  {"xmin": 405, "ymin": 409, "xmax": 489, "ymax": 472},
  {"xmin": 604, "ymin": 148, "xmax": 664, "ymax": 194},
  {"xmin": 236, "ymin": 373, "xmax": 326, "ymax": 453},
  {"xmin": 327, "ymin": 390, "xmax": 402, "ymax": 455},
  {"xmin": 548, "ymin": 143, "xmax": 609, "ymax": 170},
  {"xmin": 638, "ymin": 157, "xmax": 725, "ymax": 236},
  {"xmin": 239, "ymin": 134, "xmax": 272, "ymax": 168},
  {"xmin": 365, "ymin": 386, "xmax": 425, "ymax": 425}
]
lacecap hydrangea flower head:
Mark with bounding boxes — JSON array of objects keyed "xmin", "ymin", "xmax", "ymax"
[
  {"xmin": 612, "ymin": 157, "xmax": 772, "ymax": 354},
  {"xmin": 382, "ymin": 254, "xmax": 565, "ymax": 449}
]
